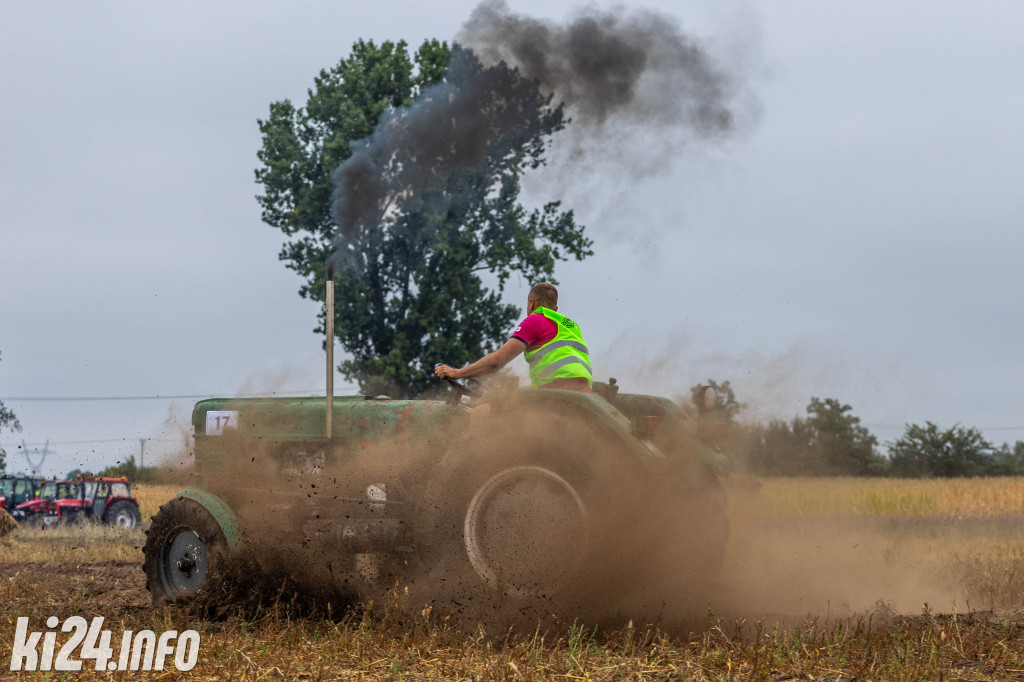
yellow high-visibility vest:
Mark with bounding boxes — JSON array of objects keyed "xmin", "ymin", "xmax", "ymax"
[{"xmin": 523, "ymin": 307, "xmax": 593, "ymax": 388}]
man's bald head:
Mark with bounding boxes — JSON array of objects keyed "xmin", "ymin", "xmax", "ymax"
[{"xmin": 528, "ymin": 282, "xmax": 558, "ymax": 314}]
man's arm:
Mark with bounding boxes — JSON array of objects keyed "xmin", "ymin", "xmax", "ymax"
[{"xmin": 435, "ymin": 338, "xmax": 527, "ymax": 380}]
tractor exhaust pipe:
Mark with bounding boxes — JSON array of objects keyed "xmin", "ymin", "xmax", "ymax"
[{"xmin": 325, "ymin": 266, "xmax": 334, "ymax": 439}]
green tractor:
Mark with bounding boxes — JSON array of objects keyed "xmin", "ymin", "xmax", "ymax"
[{"xmin": 143, "ymin": 373, "xmax": 731, "ymax": 613}]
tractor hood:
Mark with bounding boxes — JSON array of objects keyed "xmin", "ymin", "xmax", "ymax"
[{"xmin": 192, "ymin": 396, "xmax": 456, "ymax": 444}]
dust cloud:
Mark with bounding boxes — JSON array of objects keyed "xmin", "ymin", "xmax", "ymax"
[
  {"xmin": 168, "ymin": 385, "xmax": 1004, "ymax": 633},
  {"xmin": 183, "ymin": 400, "xmax": 717, "ymax": 625},
  {"xmin": 711, "ymin": 485, "xmax": 971, "ymax": 622}
]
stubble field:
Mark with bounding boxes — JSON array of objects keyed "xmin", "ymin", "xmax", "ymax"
[{"xmin": 2, "ymin": 479, "xmax": 1023, "ymax": 680}]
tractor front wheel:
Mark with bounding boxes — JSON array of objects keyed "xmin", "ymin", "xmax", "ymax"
[{"xmin": 143, "ymin": 497, "xmax": 227, "ymax": 604}]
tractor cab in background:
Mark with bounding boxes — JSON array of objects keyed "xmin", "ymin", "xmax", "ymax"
[{"xmin": 1, "ymin": 475, "xmax": 39, "ymax": 521}]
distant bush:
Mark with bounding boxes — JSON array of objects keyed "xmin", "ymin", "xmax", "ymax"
[
  {"xmin": 67, "ymin": 456, "xmax": 163, "ymax": 483},
  {"xmin": 887, "ymin": 423, "xmax": 1024, "ymax": 478},
  {"xmin": 98, "ymin": 455, "xmax": 162, "ymax": 483},
  {"xmin": 735, "ymin": 397, "xmax": 886, "ymax": 477}
]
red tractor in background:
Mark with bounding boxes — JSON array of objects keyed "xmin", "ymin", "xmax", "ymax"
[
  {"xmin": 14, "ymin": 479, "xmax": 78, "ymax": 527},
  {"xmin": 16, "ymin": 477, "xmax": 141, "ymax": 529}
]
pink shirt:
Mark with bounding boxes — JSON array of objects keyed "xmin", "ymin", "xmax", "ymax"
[{"xmin": 511, "ymin": 313, "xmax": 557, "ymax": 352}]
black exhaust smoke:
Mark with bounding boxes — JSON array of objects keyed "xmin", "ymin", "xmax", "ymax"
[
  {"xmin": 458, "ymin": 0, "xmax": 737, "ymax": 134},
  {"xmin": 329, "ymin": 0, "xmax": 753, "ymax": 269}
]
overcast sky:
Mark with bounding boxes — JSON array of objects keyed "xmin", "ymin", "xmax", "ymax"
[{"xmin": 2, "ymin": 1, "xmax": 1023, "ymax": 477}]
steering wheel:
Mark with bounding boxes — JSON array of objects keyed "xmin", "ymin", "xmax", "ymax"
[{"xmin": 435, "ymin": 364, "xmax": 484, "ymax": 399}]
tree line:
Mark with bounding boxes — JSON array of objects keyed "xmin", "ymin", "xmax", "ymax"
[
  {"xmin": 65, "ymin": 456, "xmax": 163, "ymax": 484},
  {"xmin": 694, "ymin": 380, "xmax": 1024, "ymax": 478}
]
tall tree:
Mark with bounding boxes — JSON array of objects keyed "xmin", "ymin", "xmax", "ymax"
[
  {"xmin": 805, "ymin": 397, "xmax": 883, "ymax": 476},
  {"xmin": 256, "ymin": 40, "xmax": 591, "ymax": 397},
  {"xmin": 888, "ymin": 422, "xmax": 995, "ymax": 477},
  {"xmin": 0, "ymin": 351, "xmax": 21, "ymax": 471}
]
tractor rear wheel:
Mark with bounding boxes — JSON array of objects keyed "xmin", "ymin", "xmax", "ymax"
[
  {"xmin": 143, "ymin": 497, "xmax": 227, "ymax": 604},
  {"xmin": 104, "ymin": 501, "xmax": 141, "ymax": 530},
  {"xmin": 416, "ymin": 413, "xmax": 646, "ymax": 619}
]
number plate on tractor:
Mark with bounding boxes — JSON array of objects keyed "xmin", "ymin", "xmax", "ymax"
[{"xmin": 204, "ymin": 411, "xmax": 239, "ymax": 436}]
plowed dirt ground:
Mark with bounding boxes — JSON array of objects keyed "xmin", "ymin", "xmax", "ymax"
[{"xmin": 0, "ymin": 480, "xmax": 1023, "ymax": 680}]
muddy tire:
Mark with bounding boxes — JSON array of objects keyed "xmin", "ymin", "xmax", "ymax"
[
  {"xmin": 143, "ymin": 497, "xmax": 227, "ymax": 604},
  {"xmin": 416, "ymin": 413, "xmax": 646, "ymax": 620},
  {"xmin": 104, "ymin": 501, "xmax": 141, "ymax": 530}
]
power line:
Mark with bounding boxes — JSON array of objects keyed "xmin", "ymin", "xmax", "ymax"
[
  {"xmin": 3, "ymin": 395, "xmax": 213, "ymax": 402},
  {"xmin": 864, "ymin": 424, "xmax": 1024, "ymax": 431},
  {"xmin": 0, "ymin": 388, "xmax": 365, "ymax": 451},
  {"xmin": 0, "ymin": 387, "xmax": 360, "ymax": 402},
  {"xmin": 1, "ymin": 438, "xmax": 183, "ymax": 448}
]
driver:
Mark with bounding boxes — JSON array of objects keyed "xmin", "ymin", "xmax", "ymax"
[{"xmin": 434, "ymin": 282, "xmax": 593, "ymax": 392}]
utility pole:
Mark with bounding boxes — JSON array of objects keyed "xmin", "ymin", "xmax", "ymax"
[
  {"xmin": 139, "ymin": 438, "xmax": 147, "ymax": 469},
  {"xmin": 326, "ymin": 267, "xmax": 334, "ymax": 439}
]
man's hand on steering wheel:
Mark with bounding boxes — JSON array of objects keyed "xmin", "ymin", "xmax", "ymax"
[
  {"xmin": 434, "ymin": 363, "xmax": 483, "ymax": 399},
  {"xmin": 434, "ymin": 364, "xmax": 461, "ymax": 381},
  {"xmin": 435, "ymin": 339, "xmax": 524, "ymax": 398}
]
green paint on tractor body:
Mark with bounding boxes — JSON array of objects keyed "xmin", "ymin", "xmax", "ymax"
[
  {"xmin": 190, "ymin": 395, "xmax": 456, "ymax": 482},
  {"xmin": 189, "ymin": 387, "xmax": 664, "ymax": 453},
  {"xmin": 191, "ymin": 395, "xmax": 453, "ymax": 442},
  {"xmin": 174, "ymin": 488, "xmax": 243, "ymax": 548}
]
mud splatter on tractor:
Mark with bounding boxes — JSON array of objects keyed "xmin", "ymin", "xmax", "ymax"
[{"xmin": 143, "ymin": 376, "xmax": 731, "ymax": 616}]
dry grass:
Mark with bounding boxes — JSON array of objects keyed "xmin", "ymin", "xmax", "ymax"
[
  {"xmin": 135, "ymin": 483, "xmax": 185, "ymax": 520},
  {"xmin": 750, "ymin": 476, "xmax": 1024, "ymax": 517},
  {"xmin": 1, "ymin": 523, "xmax": 144, "ymax": 564},
  {"xmin": 0, "ymin": 508, "xmax": 17, "ymax": 537},
  {"xmin": 1, "ymin": 478, "xmax": 1023, "ymax": 679},
  {"xmin": 0, "ymin": 483, "xmax": 177, "ymax": 564},
  {"xmin": 1, "ymin": 577, "xmax": 1023, "ymax": 680}
]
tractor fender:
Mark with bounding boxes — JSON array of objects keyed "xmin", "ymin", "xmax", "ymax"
[
  {"xmin": 173, "ymin": 488, "xmax": 242, "ymax": 549},
  {"xmin": 481, "ymin": 389, "xmax": 656, "ymax": 465}
]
